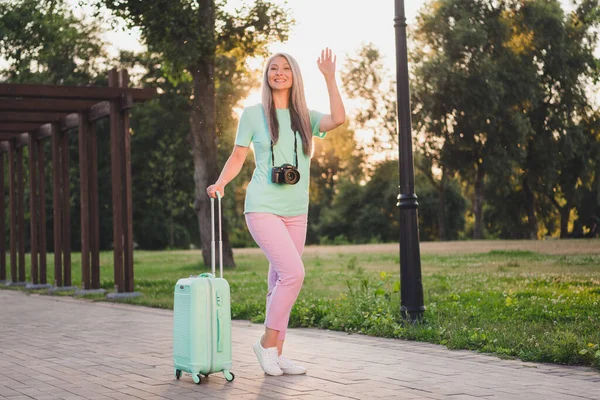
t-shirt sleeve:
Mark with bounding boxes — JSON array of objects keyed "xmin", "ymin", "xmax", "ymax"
[
  {"xmin": 310, "ymin": 110, "xmax": 327, "ymax": 139},
  {"xmin": 234, "ymin": 108, "xmax": 253, "ymax": 147}
]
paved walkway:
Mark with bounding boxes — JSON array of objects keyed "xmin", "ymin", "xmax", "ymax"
[{"xmin": 1, "ymin": 290, "xmax": 599, "ymax": 400}]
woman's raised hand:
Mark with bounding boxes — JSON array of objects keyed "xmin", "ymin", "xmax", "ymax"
[{"xmin": 317, "ymin": 47, "xmax": 336, "ymax": 78}]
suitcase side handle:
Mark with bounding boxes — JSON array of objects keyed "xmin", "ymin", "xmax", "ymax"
[{"xmin": 217, "ymin": 309, "xmax": 224, "ymax": 352}]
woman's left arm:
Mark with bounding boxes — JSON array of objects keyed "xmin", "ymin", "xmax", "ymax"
[{"xmin": 317, "ymin": 48, "xmax": 346, "ymax": 132}]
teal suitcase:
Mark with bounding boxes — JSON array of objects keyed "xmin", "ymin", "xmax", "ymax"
[{"xmin": 173, "ymin": 193, "xmax": 234, "ymax": 384}]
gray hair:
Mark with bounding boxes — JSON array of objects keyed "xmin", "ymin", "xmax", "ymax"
[{"xmin": 261, "ymin": 53, "xmax": 312, "ymax": 156}]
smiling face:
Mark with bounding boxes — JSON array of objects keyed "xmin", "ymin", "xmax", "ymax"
[{"xmin": 267, "ymin": 56, "xmax": 293, "ymax": 92}]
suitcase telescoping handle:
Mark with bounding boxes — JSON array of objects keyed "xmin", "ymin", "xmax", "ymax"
[{"xmin": 210, "ymin": 191, "xmax": 223, "ymax": 278}]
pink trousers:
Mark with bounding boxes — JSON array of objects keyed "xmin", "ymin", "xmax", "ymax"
[{"xmin": 245, "ymin": 212, "xmax": 307, "ymax": 341}]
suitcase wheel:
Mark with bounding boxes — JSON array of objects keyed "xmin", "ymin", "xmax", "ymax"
[
  {"xmin": 193, "ymin": 374, "xmax": 201, "ymax": 384},
  {"xmin": 224, "ymin": 371, "xmax": 235, "ymax": 382},
  {"xmin": 175, "ymin": 369, "xmax": 181, "ymax": 380}
]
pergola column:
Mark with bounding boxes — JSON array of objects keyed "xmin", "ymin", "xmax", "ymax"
[
  {"xmin": 8, "ymin": 141, "xmax": 18, "ymax": 285},
  {"xmin": 25, "ymin": 134, "xmax": 51, "ymax": 290},
  {"xmin": 51, "ymin": 123, "xmax": 63, "ymax": 287},
  {"xmin": 16, "ymin": 145, "xmax": 26, "ymax": 284},
  {"xmin": 79, "ymin": 113, "xmax": 91, "ymax": 290},
  {"xmin": 89, "ymin": 120, "xmax": 100, "ymax": 289},
  {"xmin": 61, "ymin": 128, "xmax": 71, "ymax": 287},
  {"xmin": 38, "ymin": 138, "xmax": 47, "ymax": 285},
  {"xmin": 28, "ymin": 135, "xmax": 38, "ymax": 284},
  {"xmin": 50, "ymin": 122, "xmax": 75, "ymax": 291},
  {"xmin": 0, "ymin": 152, "xmax": 6, "ymax": 284},
  {"xmin": 108, "ymin": 70, "xmax": 124, "ymax": 294},
  {"xmin": 75, "ymin": 112, "xmax": 104, "ymax": 295},
  {"xmin": 120, "ymin": 69, "xmax": 134, "ymax": 293},
  {"xmin": 106, "ymin": 68, "xmax": 138, "ymax": 299}
]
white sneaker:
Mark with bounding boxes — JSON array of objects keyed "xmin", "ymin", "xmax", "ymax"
[
  {"xmin": 253, "ymin": 339, "xmax": 283, "ymax": 376},
  {"xmin": 278, "ymin": 355, "xmax": 307, "ymax": 375}
]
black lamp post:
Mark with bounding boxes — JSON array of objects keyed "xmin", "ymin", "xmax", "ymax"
[{"xmin": 394, "ymin": 0, "xmax": 425, "ymax": 322}]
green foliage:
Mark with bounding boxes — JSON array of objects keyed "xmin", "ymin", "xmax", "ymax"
[
  {"xmin": 0, "ymin": 0, "xmax": 113, "ymax": 253},
  {"xmin": 418, "ymin": 178, "xmax": 467, "ymax": 241},
  {"xmin": 131, "ymin": 99, "xmax": 196, "ymax": 249},
  {"xmin": 412, "ymin": 0, "xmax": 531, "ymax": 239},
  {"xmin": 0, "ymin": 0, "xmax": 107, "ymax": 84},
  {"xmin": 410, "ymin": 0, "xmax": 600, "ymax": 240},
  {"xmin": 512, "ymin": 0, "xmax": 600, "ymax": 238},
  {"xmin": 92, "ymin": 0, "xmax": 292, "ymax": 82},
  {"xmin": 314, "ymin": 159, "xmax": 467, "ymax": 244},
  {"xmin": 308, "ymin": 122, "xmax": 365, "ymax": 244},
  {"xmin": 315, "ymin": 160, "xmax": 398, "ymax": 244}
]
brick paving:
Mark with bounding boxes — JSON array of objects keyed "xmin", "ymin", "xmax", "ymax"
[{"xmin": 1, "ymin": 290, "xmax": 599, "ymax": 400}]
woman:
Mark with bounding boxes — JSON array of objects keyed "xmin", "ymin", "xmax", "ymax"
[{"xmin": 206, "ymin": 48, "xmax": 345, "ymax": 376}]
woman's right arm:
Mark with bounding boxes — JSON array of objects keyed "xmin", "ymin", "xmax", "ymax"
[{"xmin": 206, "ymin": 145, "xmax": 250, "ymax": 198}]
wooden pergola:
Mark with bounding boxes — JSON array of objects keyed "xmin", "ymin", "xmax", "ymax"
[{"xmin": 0, "ymin": 69, "xmax": 155, "ymax": 296}]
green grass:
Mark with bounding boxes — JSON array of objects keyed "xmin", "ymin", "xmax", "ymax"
[{"xmin": 3, "ymin": 245, "xmax": 600, "ymax": 369}]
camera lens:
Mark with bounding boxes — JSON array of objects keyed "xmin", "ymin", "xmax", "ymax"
[{"xmin": 284, "ymin": 169, "xmax": 300, "ymax": 185}]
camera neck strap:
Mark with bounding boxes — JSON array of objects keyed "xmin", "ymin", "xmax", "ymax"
[{"xmin": 270, "ymin": 131, "xmax": 299, "ymax": 168}]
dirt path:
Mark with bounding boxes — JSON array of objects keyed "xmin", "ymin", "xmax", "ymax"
[{"xmin": 233, "ymin": 239, "xmax": 599, "ymax": 256}]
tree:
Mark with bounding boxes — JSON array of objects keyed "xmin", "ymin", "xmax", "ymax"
[
  {"xmin": 315, "ymin": 160, "xmax": 404, "ymax": 244},
  {"xmin": 113, "ymin": 46, "xmax": 262, "ymax": 250},
  {"xmin": 341, "ymin": 43, "xmax": 398, "ymax": 161},
  {"xmin": 308, "ymin": 121, "xmax": 364, "ymax": 243},
  {"xmin": 411, "ymin": 153, "xmax": 467, "ymax": 241},
  {"xmin": 411, "ymin": 0, "xmax": 600, "ymax": 240},
  {"xmin": 411, "ymin": 0, "xmax": 540, "ymax": 240},
  {"xmin": 342, "ymin": 42, "xmax": 468, "ymax": 241},
  {"xmin": 90, "ymin": 0, "xmax": 293, "ymax": 267},
  {"xmin": 0, "ymin": 0, "xmax": 107, "ymax": 85},
  {"xmin": 116, "ymin": 51, "xmax": 197, "ymax": 249},
  {"xmin": 515, "ymin": 0, "xmax": 600, "ymax": 238}
]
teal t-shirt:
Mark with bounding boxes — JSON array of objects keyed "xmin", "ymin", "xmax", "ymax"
[{"xmin": 235, "ymin": 104, "xmax": 326, "ymax": 216}]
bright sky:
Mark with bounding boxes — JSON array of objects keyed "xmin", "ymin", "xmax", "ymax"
[{"xmin": 234, "ymin": 0, "xmax": 423, "ymax": 112}]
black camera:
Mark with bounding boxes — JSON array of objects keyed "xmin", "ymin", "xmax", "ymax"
[{"xmin": 271, "ymin": 163, "xmax": 300, "ymax": 185}]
